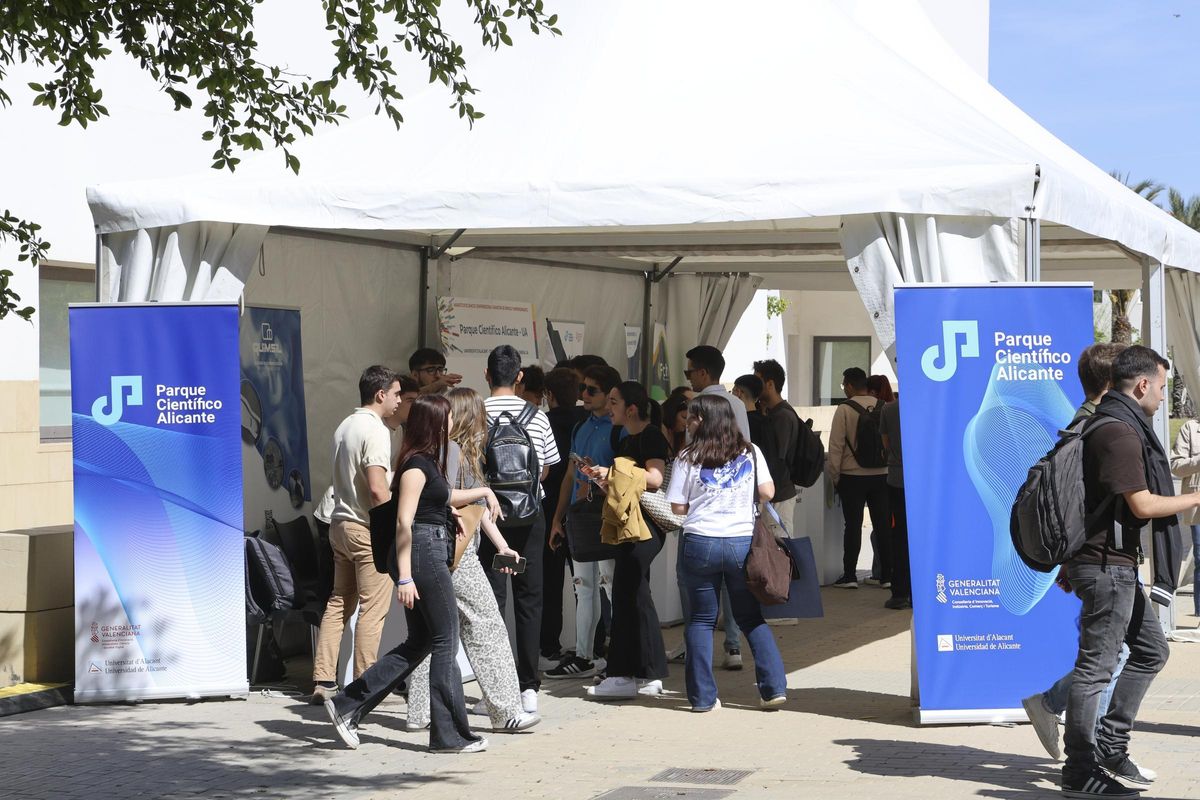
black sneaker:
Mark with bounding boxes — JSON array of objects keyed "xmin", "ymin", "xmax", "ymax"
[
  {"xmin": 884, "ymin": 597, "xmax": 912, "ymax": 610},
  {"xmin": 545, "ymin": 656, "xmax": 599, "ymax": 679},
  {"xmin": 1099, "ymin": 754, "xmax": 1155, "ymax": 786},
  {"xmin": 1061, "ymin": 769, "xmax": 1143, "ymax": 798},
  {"xmin": 832, "ymin": 574, "xmax": 859, "ymax": 589}
]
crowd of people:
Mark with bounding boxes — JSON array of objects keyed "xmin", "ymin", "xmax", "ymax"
[
  {"xmin": 303, "ymin": 334, "xmax": 1187, "ymax": 800},
  {"xmin": 310, "ymin": 341, "xmax": 890, "ymax": 753}
]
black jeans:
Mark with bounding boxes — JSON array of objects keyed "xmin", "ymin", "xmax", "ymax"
[
  {"xmin": 837, "ymin": 474, "xmax": 890, "ymax": 579},
  {"xmin": 334, "ymin": 523, "xmax": 478, "ymax": 751},
  {"xmin": 606, "ymin": 523, "xmax": 668, "ymax": 681},
  {"xmin": 540, "ymin": 498, "xmax": 569, "ymax": 656},
  {"xmin": 1063, "ymin": 563, "xmax": 1169, "ymax": 777},
  {"xmin": 477, "ymin": 512, "xmax": 545, "ymax": 692},
  {"xmin": 888, "ymin": 485, "xmax": 911, "ymax": 599}
]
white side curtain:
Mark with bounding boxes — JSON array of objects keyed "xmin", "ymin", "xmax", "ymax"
[
  {"xmin": 839, "ymin": 213, "xmax": 1022, "ymax": 354},
  {"xmin": 99, "ymin": 222, "xmax": 269, "ymax": 302},
  {"xmin": 1167, "ymin": 268, "xmax": 1200, "ymax": 420},
  {"xmin": 662, "ymin": 273, "xmax": 764, "ymax": 383}
]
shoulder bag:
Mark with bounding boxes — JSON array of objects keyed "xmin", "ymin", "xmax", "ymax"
[{"xmin": 744, "ymin": 454, "xmax": 793, "ymax": 605}]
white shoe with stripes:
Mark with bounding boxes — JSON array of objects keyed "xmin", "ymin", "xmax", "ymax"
[{"xmin": 493, "ymin": 711, "xmax": 541, "ymax": 733}]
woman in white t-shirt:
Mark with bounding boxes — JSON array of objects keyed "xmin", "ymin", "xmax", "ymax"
[{"xmin": 666, "ymin": 394, "xmax": 788, "ymax": 713}]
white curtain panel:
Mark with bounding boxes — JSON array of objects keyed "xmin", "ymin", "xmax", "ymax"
[
  {"xmin": 1167, "ymin": 268, "xmax": 1200, "ymax": 418},
  {"xmin": 661, "ymin": 273, "xmax": 763, "ymax": 385},
  {"xmin": 99, "ymin": 222, "xmax": 269, "ymax": 303},
  {"xmin": 839, "ymin": 213, "xmax": 1021, "ymax": 355}
]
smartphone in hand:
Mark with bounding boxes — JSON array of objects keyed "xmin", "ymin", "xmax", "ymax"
[{"xmin": 492, "ymin": 553, "xmax": 528, "ymax": 574}]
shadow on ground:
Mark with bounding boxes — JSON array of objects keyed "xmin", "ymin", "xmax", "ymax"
[{"xmin": 0, "ymin": 699, "xmax": 454, "ymax": 800}]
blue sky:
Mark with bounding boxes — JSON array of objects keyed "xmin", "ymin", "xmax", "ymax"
[{"xmin": 990, "ymin": 1, "xmax": 1200, "ymax": 200}]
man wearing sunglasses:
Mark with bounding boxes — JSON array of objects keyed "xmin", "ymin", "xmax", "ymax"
[
  {"xmin": 408, "ymin": 347, "xmax": 463, "ymax": 395},
  {"xmin": 547, "ymin": 364, "xmax": 623, "ymax": 679}
]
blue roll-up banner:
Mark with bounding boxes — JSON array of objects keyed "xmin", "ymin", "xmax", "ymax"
[
  {"xmin": 895, "ymin": 284, "xmax": 1091, "ymax": 724},
  {"xmin": 71, "ymin": 303, "xmax": 246, "ymax": 702}
]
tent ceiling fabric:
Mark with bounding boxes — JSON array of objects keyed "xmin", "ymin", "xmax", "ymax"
[{"xmin": 86, "ymin": 0, "xmax": 1200, "ymax": 275}]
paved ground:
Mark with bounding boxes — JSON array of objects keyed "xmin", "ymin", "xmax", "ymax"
[{"xmin": 3, "ymin": 586, "xmax": 1199, "ymax": 800}]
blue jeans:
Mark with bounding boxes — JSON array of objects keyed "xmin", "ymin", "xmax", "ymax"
[
  {"xmin": 676, "ymin": 545, "xmax": 741, "ymax": 652},
  {"xmin": 679, "ymin": 533, "xmax": 787, "ymax": 709}
]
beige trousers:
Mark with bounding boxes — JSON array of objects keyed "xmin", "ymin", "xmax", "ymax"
[{"xmin": 312, "ymin": 519, "xmax": 393, "ymax": 682}]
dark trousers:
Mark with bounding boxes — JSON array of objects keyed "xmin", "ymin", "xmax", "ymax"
[
  {"xmin": 837, "ymin": 474, "xmax": 890, "ymax": 579},
  {"xmin": 1063, "ymin": 563, "xmax": 1169, "ymax": 777},
  {"xmin": 334, "ymin": 524, "xmax": 477, "ymax": 750},
  {"xmin": 888, "ymin": 485, "xmax": 911, "ymax": 599},
  {"xmin": 606, "ymin": 524, "xmax": 668, "ymax": 681},
  {"xmin": 540, "ymin": 498, "xmax": 569, "ymax": 656},
  {"xmin": 477, "ymin": 512, "xmax": 545, "ymax": 692}
]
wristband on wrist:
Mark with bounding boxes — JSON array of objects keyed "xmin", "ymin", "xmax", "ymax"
[{"xmin": 397, "ymin": 577, "xmax": 414, "ymax": 586}]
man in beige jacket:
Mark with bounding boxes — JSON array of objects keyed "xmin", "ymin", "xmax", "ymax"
[
  {"xmin": 1170, "ymin": 416, "xmax": 1200, "ymax": 616},
  {"xmin": 826, "ymin": 367, "xmax": 889, "ymax": 588}
]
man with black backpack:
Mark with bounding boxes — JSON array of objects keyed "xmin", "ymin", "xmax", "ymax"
[
  {"xmin": 481, "ymin": 344, "xmax": 561, "ymax": 715},
  {"xmin": 827, "ymin": 367, "xmax": 890, "ymax": 589},
  {"xmin": 1055, "ymin": 346, "xmax": 1189, "ymax": 798},
  {"xmin": 754, "ymin": 359, "xmax": 801, "ymax": 531}
]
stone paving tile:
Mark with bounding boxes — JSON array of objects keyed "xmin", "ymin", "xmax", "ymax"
[{"xmin": 3, "ymin": 590, "xmax": 1200, "ymax": 799}]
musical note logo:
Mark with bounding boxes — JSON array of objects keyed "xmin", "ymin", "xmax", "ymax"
[
  {"xmin": 92, "ymin": 375, "xmax": 144, "ymax": 426},
  {"xmin": 921, "ymin": 321, "xmax": 979, "ymax": 382}
]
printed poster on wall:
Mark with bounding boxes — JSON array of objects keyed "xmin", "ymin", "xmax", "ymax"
[
  {"xmin": 239, "ymin": 306, "xmax": 311, "ymax": 531},
  {"xmin": 438, "ymin": 296, "xmax": 538, "ymax": 393},
  {"xmin": 895, "ymin": 284, "xmax": 1091, "ymax": 723},
  {"xmin": 540, "ymin": 319, "xmax": 586, "ymax": 369},
  {"xmin": 650, "ymin": 322, "xmax": 671, "ymax": 401},
  {"xmin": 625, "ymin": 324, "xmax": 642, "ymax": 381},
  {"xmin": 70, "ymin": 303, "xmax": 246, "ymax": 702}
]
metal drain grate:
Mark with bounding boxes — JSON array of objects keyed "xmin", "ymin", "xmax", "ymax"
[
  {"xmin": 593, "ymin": 788, "xmax": 735, "ymax": 800},
  {"xmin": 650, "ymin": 768, "xmax": 754, "ymax": 786}
]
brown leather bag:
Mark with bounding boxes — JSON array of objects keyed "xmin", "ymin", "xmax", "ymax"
[
  {"xmin": 744, "ymin": 456, "xmax": 792, "ymax": 605},
  {"xmin": 451, "ymin": 505, "xmax": 486, "ymax": 571}
]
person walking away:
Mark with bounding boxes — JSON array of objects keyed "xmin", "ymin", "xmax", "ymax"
[
  {"xmin": 1022, "ymin": 342, "xmax": 1128, "ymax": 760},
  {"xmin": 1060, "ymin": 345, "xmax": 1188, "ymax": 797},
  {"xmin": 311, "ymin": 366, "xmax": 404, "ymax": 703},
  {"xmin": 405, "ymin": 388, "xmax": 540, "ymax": 734},
  {"xmin": 547, "ymin": 365, "xmax": 623, "ymax": 678},
  {"xmin": 324, "ymin": 394, "xmax": 486, "ymax": 753},
  {"xmin": 540, "ymin": 367, "xmax": 585, "ymax": 667},
  {"xmin": 582, "ymin": 381, "xmax": 670, "ymax": 699},
  {"xmin": 827, "ymin": 367, "xmax": 890, "ymax": 589},
  {"xmin": 667, "ymin": 394, "xmax": 787, "ymax": 712},
  {"xmin": 878, "ymin": 396, "xmax": 910, "ymax": 609},
  {"xmin": 481, "ymin": 345, "xmax": 562, "ymax": 714}
]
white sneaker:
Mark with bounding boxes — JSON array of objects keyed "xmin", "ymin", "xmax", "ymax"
[
  {"xmin": 759, "ymin": 694, "xmax": 787, "ymax": 709},
  {"xmin": 405, "ymin": 719, "xmax": 430, "ymax": 732},
  {"xmin": 690, "ymin": 698, "xmax": 721, "ymax": 713},
  {"xmin": 521, "ymin": 689, "xmax": 538, "ymax": 713},
  {"xmin": 723, "ymin": 650, "xmax": 743, "ymax": 671},
  {"xmin": 470, "ymin": 698, "xmax": 490, "ymax": 717},
  {"xmin": 324, "ymin": 698, "xmax": 359, "ymax": 749},
  {"xmin": 1021, "ymin": 693, "xmax": 1061, "ymax": 761},
  {"xmin": 637, "ymin": 679, "xmax": 663, "ymax": 696},
  {"xmin": 432, "ymin": 737, "xmax": 489, "ymax": 754},
  {"xmin": 494, "ymin": 711, "xmax": 541, "ymax": 732},
  {"xmin": 586, "ymin": 676, "xmax": 638, "ymax": 699},
  {"xmin": 666, "ymin": 642, "xmax": 687, "ymax": 662}
]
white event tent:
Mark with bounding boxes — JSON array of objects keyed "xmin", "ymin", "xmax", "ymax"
[{"xmin": 87, "ymin": 0, "xmax": 1200, "ymax": 481}]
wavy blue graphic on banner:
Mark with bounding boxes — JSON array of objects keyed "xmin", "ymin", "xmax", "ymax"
[{"xmin": 963, "ymin": 363, "xmax": 1075, "ymax": 615}]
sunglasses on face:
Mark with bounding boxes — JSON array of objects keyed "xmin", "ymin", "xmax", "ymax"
[{"xmin": 580, "ymin": 384, "xmax": 603, "ymax": 396}]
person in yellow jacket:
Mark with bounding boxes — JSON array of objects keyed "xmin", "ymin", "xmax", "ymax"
[
  {"xmin": 580, "ymin": 381, "xmax": 670, "ymax": 699},
  {"xmin": 601, "ymin": 457, "xmax": 652, "ymax": 545}
]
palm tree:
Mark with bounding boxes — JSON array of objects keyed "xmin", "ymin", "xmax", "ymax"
[
  {"xmin": 1107, "ymin": 171, "xmax": 1165, "ymax": 343},
  {"xmin": 1168, "ymin": 188, "xmax": 1200, "ymax": 231}
]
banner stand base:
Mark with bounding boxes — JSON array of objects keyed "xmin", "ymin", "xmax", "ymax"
[
  {"xmin": 74, "ymin": 683, "xmax": 250, "ymax": 705},
  {"xmin": 916, "ymin": 707, "xmax": 1027, "ymax": 726}
]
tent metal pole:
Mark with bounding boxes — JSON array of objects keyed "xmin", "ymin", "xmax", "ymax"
[
  {"xmin": 641, "ymin": 270, "xmax": 653, "ymax": 383},
  {"xmin": 1141, "ymin": 255, "xmax": 1175, "ymax": 635},
  {"xmin": 652, "ymin": 256, "xmax": 684, "ymax": 284},
  {"xmin": 418, "ymin": 247, "xmax": 430, "ymax": 349},
  {"xmin": 1023, "ymin": 218, "xmax": 1041, "ymax": 282}
]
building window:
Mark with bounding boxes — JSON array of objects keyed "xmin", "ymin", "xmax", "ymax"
[
  {"xmin": 812, "ymin": 336, "xmax": 871, "ymax": 405},
  {"xmin": 39, "ymin": 264, "xmax": 95, "ymax": 440}
]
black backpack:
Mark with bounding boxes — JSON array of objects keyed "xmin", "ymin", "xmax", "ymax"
[
  {"xmin": 485, "ymin": 403, "xmax": 542, "ymax": 528},
  {"xmin": 244, "ymin": 535, "xmax": 296, "ymax": 624},
  {"xmin": 1010, "ymin": 416, "xmax": 1120, "ymax": 572},
  {"xmin": 787, "ymin": 408, "xmax": 826, "ymax": 488},
  {"xmin": 844, "ymin": 399, "xmax": 887, "ymax": 469}
]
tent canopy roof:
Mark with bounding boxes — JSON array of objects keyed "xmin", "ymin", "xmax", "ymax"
[{"xmin": 87, "ymin": 0, "xmax": 1200, "ymax": 280}]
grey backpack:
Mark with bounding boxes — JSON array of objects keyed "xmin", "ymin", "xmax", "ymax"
[{"xmin": 1009, "ymin": 416, "xmax": 1120, "ymax": 572}]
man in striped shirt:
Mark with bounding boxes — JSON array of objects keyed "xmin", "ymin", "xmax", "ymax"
[{"xmin": 480, "ymin": 344, "xmax": 561, "ymax": 715}]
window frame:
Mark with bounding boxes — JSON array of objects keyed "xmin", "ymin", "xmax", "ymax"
[
  {"xmin": 39, "ymin": 261, "xmax": 97, "ymax": 442},
  {"xmin": 811, "ymin": 335, "xmax": 872, "ymax": 406}
]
